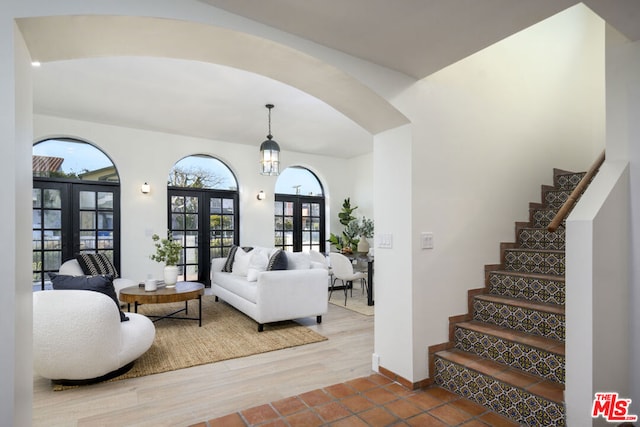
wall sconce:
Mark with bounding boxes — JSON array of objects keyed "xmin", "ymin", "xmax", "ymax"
[
  {"xmin": 257, "ymin": 190, "xmax": 266, "ymax": 201},
  {"xmin": 141, "ymin": 182, "xmax": 151, "ymax": 194}
]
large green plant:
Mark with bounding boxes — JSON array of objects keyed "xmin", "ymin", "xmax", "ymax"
[{"xmin": 328, "ymin": 198, "xmax": 359, "ymax": 253}]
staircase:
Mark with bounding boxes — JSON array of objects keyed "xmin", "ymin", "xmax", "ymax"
[{"xmin": 430, "ymin": 168, "xmax": 586, "ymax": 426}]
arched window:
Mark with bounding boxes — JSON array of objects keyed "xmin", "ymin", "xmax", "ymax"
[
  {"xmin": 274, "ymin": 166, "xmax": 325, "ymax": 252},
  {"xmin": 32, "ymin": 138, "xmax": 120, "ymax": 290},
  {"xmin": 167, "ymin": 155, "xmax": 239, "ymax": 285}
]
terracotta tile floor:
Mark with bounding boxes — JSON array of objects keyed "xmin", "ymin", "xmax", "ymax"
[{"xmin": 190, "ymin": 374, "xmax": 520, "ymax": 426}]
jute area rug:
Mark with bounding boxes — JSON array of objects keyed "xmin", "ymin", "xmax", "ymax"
[
  {"xmin": 53, "ymin": 296, "xmax": 326, "ymax": 390},
  {"xmin": 328, "ymin": 285, "xmax": 374, "ymax": 316}
]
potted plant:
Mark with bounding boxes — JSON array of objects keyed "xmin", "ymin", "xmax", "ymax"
[
  {"xmin": 150, "ymin": 232, "xmax": 182, "ymax": 287},
  {"xmin": 327, "ymin": 198, "xmax": 359, "ymax": 254}
]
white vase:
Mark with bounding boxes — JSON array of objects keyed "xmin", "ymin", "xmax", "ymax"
[
  {"xmin": 163, "ymin": 265, "xmax": 179, "ymax": 287},
  {"xmin": 357, "ymin": 236, "xmax": 370, "ymax": 254}
]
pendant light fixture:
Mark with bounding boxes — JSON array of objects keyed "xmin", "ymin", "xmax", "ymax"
[{"xmin": 259, "ymin": 104, "xmax": 281, "ymax": 176}]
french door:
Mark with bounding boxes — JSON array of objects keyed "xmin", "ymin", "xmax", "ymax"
[
  {"xmin": 168, "ymin": 188, "xmax": 239, "ymax": 286},
  {"xmin": 274, "ymin": 195, "xmax": 325, "ymax": 252},
  {"xmin": 32, "ymin": 180, "xmax": 120, "ymax": 290}
]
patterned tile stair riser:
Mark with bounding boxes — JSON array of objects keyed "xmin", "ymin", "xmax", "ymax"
[
  {"xmin": 434, "ymin": 357, "xmax": 565, "ymax": 427},
  {"xmin": 503, "ymin": 248, "xmax": 565, "ymax": 276},
  {"xmin": 454, "ymin": 325, "xmax": 565, "ymax": 384},
  {"xmin": 472, "ymin": 297, "xmax": 565, "ymax": 342},
  {"xmin": 518, "ymin": 227, "xmax": 565, "ymax": 250},
  {"xmin": 488, "ymin": 272, "xmax": 565, "ymax": 306}
]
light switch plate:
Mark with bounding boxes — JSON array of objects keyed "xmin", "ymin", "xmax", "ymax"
[
  {"xmin": 421, "ymin": 232, "xmax": 434, "ymax": 249},
  {"xmin": 377, "ymin": 233, "xmax": 393, "ymax": 249}
]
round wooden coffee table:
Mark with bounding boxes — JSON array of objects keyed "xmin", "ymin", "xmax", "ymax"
[{"xmin": 119, "ymin": 282, "xmax": 205, "ymax": 326}]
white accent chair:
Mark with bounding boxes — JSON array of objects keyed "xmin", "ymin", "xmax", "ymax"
[
  {"xmin": 329, "ymin": 252, "xmax": 367, "ymax": 305},
  {"xmin": 33, "ymin": 289, "xmax": 155, "ymax": 385}
]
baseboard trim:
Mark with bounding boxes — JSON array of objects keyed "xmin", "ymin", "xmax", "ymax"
[{"xmin": 378, "ymin": 365, "xmax": 433, "ymax": 390}]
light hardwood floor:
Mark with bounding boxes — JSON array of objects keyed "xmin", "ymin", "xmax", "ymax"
[{"xmin": 32, "ymin": 297, "xmax": 374, "ymax": 427}]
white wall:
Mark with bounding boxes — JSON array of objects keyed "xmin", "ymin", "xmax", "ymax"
[
  {"xmin": 376, "ymin": 4, "xmax": 606, "ymax": 382},
  {"xmin": 0, "ymin": 18, "xmax": 33, "ymax": 427},
  {"xmin": 605, "ymin": 30, "xmax": 640, "ymax": 407},
  {"xmin": 34, "ymin": 114, "xmax": 364, "ymax": 281},
  {"xmin": 566, "ymin": 163, "xmax": 631, "ymax": 427},
  {"xmin": 565, "ymin": 29, "xmax": 640, "ymax": 426},
  {"xmin": 373, "ymin": 125, "xmax": 414, "ymax": 379}
]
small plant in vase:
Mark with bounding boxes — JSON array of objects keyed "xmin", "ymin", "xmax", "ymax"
[
  {"xmin": 150, "ymin": 232, "xmax": 182, "ymax": 287},
  {"xmin": 355, "ymin": 216, "xmax": 374, "ymax": 254}
]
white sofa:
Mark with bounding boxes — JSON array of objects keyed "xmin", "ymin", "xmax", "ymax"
[
  {"xmin": 59, "ymin": 258, "xmax": 137, "ymax": 301},
  {"xmin": 33, "ymin": 289, "xmax": 155, "ymax": 385},
  {"xmin": 210, "ymin": 248, "xmax": 328, "ymax": 331}
]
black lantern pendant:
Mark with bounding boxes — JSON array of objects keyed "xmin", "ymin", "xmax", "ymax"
[{"xmin": 259, "ymin": 104, "xmax": 280, "ymax": 176}]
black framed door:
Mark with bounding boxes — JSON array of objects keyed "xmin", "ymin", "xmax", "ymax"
[
  {"xmin": 274, "ymin": 194, "xmax": 325, "ymax": 252},
  {"xmin": 32, "ymin": 180, "xmax": 120, "ymax": 290},
  {"xmin": 168, "ymin": 188, "xmax": 239, "ymax": 286}
]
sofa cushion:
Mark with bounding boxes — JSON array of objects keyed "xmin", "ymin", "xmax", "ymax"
[
  {"xmin": 232, "ymin": 247, "xmax": 253, "ymax": 276},
  {"xmin": 285, "ymin": 252, "xmax": 312, "ymax": 270},
  {"xmin": 76, "ymin": 253, "xmax": 119, "ymax": 278},
  {"xmin": 215, "ymin": 272, "xmax": 258, "ymax": 303},
  {"xmin": 247, "ymin": 251, "xmax": 269, "ymax": 282},
  {"xmin": 49, "ymin": 273, "xmax": 129, "ymax": 322},
  {"xmin": 222, "ymin": 245, "xmax": 239, "ymax": 272},
  {"xmin": 266, "ymin": 249, "xmax": 288, "ymax": 271}
]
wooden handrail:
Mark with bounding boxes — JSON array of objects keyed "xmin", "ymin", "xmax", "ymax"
[{"xmin": 547, "ymin": 150, "xmax": 605, "ymax": 232}]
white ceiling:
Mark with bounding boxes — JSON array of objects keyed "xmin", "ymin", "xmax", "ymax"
[
  {"xmin": 29, "ymin": 1, "xmax": 640, "ymax": 158},
  {"xmin": 201, "ymin": 0, "xmax": 640, "ymax": 79},
  {"xmin": 33, "ymin": 57, "xmax": 373, "ymax": 158}
]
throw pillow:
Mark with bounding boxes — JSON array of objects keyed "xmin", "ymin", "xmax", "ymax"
[
  {"xmin": 222, "ymin": 245, "xmax": 240, "ymax": 272},
  {"xmin": 49, "ymin": 273, "xmax": 129, "ymax": 322},
  {"xmin": 286, "ymin": 252, "xmax": 312, "ymax": 270},
  {"xmin": 266, "ymin": 248, "xmax": 288, "ymax": 271},
  {"xmin": 232, "ymin": 247, "xmax": 253, "ymax": 276},
  {"xmin": 246, "ymin": 251, "xmax": 269, "ymax": 282},
  {"xmin": 76, "ymin": 253, "xmax": 119, "ymax": 279}
]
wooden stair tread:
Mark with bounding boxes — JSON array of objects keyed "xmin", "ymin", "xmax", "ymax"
[
  {"xmin": 456, "ymin": 320, "xmax": 565, "ymax": 355},
  {"xmin": 475, "ymin": 294, "xmax": 565, "ymax": 315},
  {"xmin": 504, "ymin": 248, "xmax": 564, "ymax": 254},
  {"xmin": 436, "ymin": 349, "xmax": 565, "ymax": 404},
  {"xmin": 490, "ymin": 270, "xmax": 565, "ymax": 282}
]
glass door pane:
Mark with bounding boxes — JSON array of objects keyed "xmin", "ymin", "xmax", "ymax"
[
  {"xmin": 32, "ymin": 185, "xmax": 64, "ymax": 290},
  {"xmin": 170, "ymin": 194, "xmax": 197, "ymax": 282},
  {"xmin": 75, "ymin": 187, "xmax": 117, "ymax": 265},
  {"xmin": 274, "ymin": 196, "xmax": 324, "ymax": 252},
  {"xmin": 209, "ymin": 196, "xmax": 235, "ymax": 259}
]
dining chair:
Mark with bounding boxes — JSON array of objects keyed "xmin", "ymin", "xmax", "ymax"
[{"xmin": 328, "ymin": 252, "xmax": 367, "ymax": 305}]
